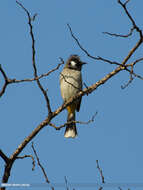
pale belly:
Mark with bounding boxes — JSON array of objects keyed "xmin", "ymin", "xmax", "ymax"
[{"xmin": 60, "ymin": 69, "xmax": 82, "ymax": 101}]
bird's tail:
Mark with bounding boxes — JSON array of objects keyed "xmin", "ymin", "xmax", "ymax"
[{"xmin": 64, "ymin": 111, "xmax": 77, "ymax": 138}]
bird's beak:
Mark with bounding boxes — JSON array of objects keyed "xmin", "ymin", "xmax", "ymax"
[{"xmin": 81, "ymin": 62, "xmax": 87, "ymax": 65}]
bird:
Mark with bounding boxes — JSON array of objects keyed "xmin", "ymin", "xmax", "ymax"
[{"xmin": 60, "ymin": 55, "xmax": 87, "ymax": 138}]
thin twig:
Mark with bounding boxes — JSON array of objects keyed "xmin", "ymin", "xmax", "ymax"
[
  {"xmin": 103, "ymin": 27, "xmax": 134, "ymax": 38},
  {"xmin": 16, "ymin": 0, "xmax": 52, "ymax": 114},
  {"xmin": 67, "ymin": 24, "xmax": 123, "ymax": 66},
  {"xmin": 132, "ymin": 57, "xmax": 143, "ymax": 66},
  {"xmin": 96, "ymin": 160, "xmax": 105, "ymax": 184},
  {"xmin": 67, "ymin": 23, "xmax": 98, "ymax": 60},
  {"xmin": 0, "ymin": 60, "xmax": 64, "ymax": 98},
  {"xmin": 118, "ymin": 0, "xmax": 142, "ymax": 37},
  {"xmin": 124, "ymin": 0, "xmax": 131, "ymax": 6},
  {"xmin": 49, "ymin": 112, "xmax": 97, "ymax": 130},
  {"xmin": 121, "ymin": 65, "xmax": 134, "ymax": 89},
  {"xmin": 31, "ymin": 142, "xmax": 50, "ymax": 183},
  {"xmin": 31, "ymin": 143, "xmax": 54, "ymax": 190},
  {"xmin": 16, "ymin": 154, "xmax": 35, "ymax": 171}
]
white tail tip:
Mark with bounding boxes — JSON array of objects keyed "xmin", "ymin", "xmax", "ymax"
[{"xmin": 64, "ymin": 130, "xmax": 77, "ymax": 138}]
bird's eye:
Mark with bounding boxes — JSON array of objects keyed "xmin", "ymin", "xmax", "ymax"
[{"xmin": 70, "ymin": 61, "xmax": 77, "ymax": 67}]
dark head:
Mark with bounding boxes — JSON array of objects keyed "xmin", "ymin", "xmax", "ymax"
[{"xmin": 65, "ymin": 55, "xmax": 87, "ymax": 71}]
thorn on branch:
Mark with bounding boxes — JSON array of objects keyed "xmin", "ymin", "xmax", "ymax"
[{"xmin": 16, "ymin": 154, "xmax": 35, "ymax": 171}]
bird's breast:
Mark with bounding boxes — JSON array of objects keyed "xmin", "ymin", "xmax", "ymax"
[{"xmin": 60, "ymin": 69, "xmax": 82, "ymax": 101}]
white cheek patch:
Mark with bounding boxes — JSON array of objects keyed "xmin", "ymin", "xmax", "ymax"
[{"xmin": 71, "ymin": 61, "xmax": 77, "ymax": 67}]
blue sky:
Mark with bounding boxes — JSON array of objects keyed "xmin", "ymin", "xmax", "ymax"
[{"xmin": 0, "ymin": 0, "xmax": 143, "ymax": 189}]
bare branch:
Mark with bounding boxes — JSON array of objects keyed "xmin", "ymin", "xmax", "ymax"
[
  {"xmin": 1, "ymin": 1, "xmax": 143, "ymax": 187},
  {"xmin": 0, "ymin": 65, "xmax": 9, "ymax": 97},
  {"xmin": 132, "ymin": 57, "xmax": 143, "ymax": 66},
  {"xmin": 0, "ymin": 60, "xmax": 64, "ymax": 98},
  {"xmin": 12, "ymin": 59, "xmax": 64, "ymax": 83},
  {"xmin": 16, "ymin": 1, "xmax": 52, "ymax": 114},
  {"xmin": 96, "ymin": 56, "xmax": 121, "ymax": 66},
  {"xmin": 103, "ymin": 27, "xmax": 134, "ymax": 38},
  {"xmin": 96, "ymin": 160, "xmax": 105, "ymax": 184},
  {"xmin": 0, "ymin": 150, "xmax": 9, "ymax": 164},
  {"xmin": 121, "ymin": 62, "xmax": 135, "ymax": 89},
  {"xmin": 121, "ymin": 58, "xmax": 143, "ymax": 88},
  {"xmin": 67, "ymin": 23, "xmax": 98, "ymax": 60},
  {"xmin": 122, "ymin": 38, "xmax": 143, "ymax": 66},
  {"xmin": 49, "ymin": 112, "xmax": 97, "ymax": 130},
  {"xmin": 31, "ymin": 143, "xmax": 54, "ymax": 190},
  {"xmin": 54, "ymin": 65, "xmax": 125, "ymax": 117},
  {"xmin": 16, "ymin": 154, "xmax": 35, "ymax": 171},
  {"xmin": 67, "ymin": 23, "xmax": 122, "ymax": 66},
  {"xmin": 124, "ymin": 0, "xmax": 131, "ymax": 6},
  {"xmin": 68, "ymin": 20, "xmax": 143, "ymax": 69},
  {"xmin": 31, "ymin": 142, "xmax": 50, "ymax": 183},
  {"xmin": 121, "ymin": 73, "xmax": 134, "ymax": 89},
  {"xmin": 0, "ymin": 63, "xmax": 130, "ymax": 186},
  {"xmin": 118, "ymin": 0, "xmax": 143, "ymax": 37}
]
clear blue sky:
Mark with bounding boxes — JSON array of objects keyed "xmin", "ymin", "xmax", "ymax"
[{"xmin": 0, "ymin": 0, "xmax": 143, "ymax": 189}]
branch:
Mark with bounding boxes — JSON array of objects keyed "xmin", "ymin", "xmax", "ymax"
[
  {"xmin": 96, "ymin": 160, "xmax": 105, "ymax": 190},
  {"xmin": 0, "ymin": 150, "xmax": 9, "ymax": 164},
  {"xmin": 103, "ymin": 27, "xmax": 134, "ymax": 38},
  {"xmin": 103, "ymin": 0, "xmax": 142, "ymax": 40},
  {"xmin": 31, "ymin": 142, "xmax": 50, "ymax": 183},
  {"xmin": 68, "ymin": 15, "xmax": 143, "ymax": 89},
  {"xmin": 132, "ymin": 57, "xmax": 143, "ymax": 66},
  {"xmin": 16, "ymin": 1, "xmax": 52, "ymax": 114},
  {"xmin": 31, "ymin": 143, "xmax": 54, "ymax": 190},
  {"xmin": 1, "ymin": 0, "xmax": 143, "ymax": 187},
  {"xmin": 122, "ymin": 38, "xmax": 143, "ymax": 65},
  {"xmin": 1, "ymin": 65, "xmax": 124, "ymax": 185},
  {"xmin": 0, "ymin": 59, "xmax": 64, "ymax": 98},
  {"xmin": 0, "ymin": 65, "xmax": 12, "ymax": 97},
  {"xmin": 13, "ymin": 58, "xmax": 64, "ymax": 83},
  {"xmin": 67, "ymin": 23, "xmax": 98, "ymax": 60},
  {"xmin": 16, "ymin": 154, "xmax": 35, "ymax": 171},
  {"xmin": 49, "ymin": 112, "xmax": 97, "ymax": 130},
  {"xmin": 67, "ymin": 23, "xmax": 122, "ymax": 66},
  {"xmin": 121, "ymin": 64, "xmax": 134, "ymax": 89},
  {"xmin": 53, "ymin": 65, "xmax": 125, "ymax": 120},
  {"xmin": 118, "ymin": 0, "xmax": 142, "ymax": 36},
  {"xmin": 96, "ymin": 160, "xmax": 105, "ymax": 184}
]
